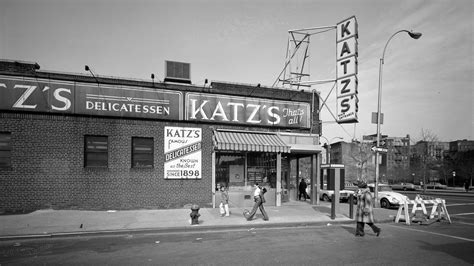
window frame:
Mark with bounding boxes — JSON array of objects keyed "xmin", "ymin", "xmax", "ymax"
[
  {"xmin": 84, "ymin": 135, "xmax": 109, "ymax": 168},
  {"xmin": 0, "ymin": 132, "xmax": 12, "ymax": 169},
  {"xmin": 131, "ymin": 137, "xmax": 154, "ymax": 168}
]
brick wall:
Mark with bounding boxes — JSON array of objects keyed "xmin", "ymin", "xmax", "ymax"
[{"xmin": 0, "ymin": 112, "xmax": 213, "ymax": 212}]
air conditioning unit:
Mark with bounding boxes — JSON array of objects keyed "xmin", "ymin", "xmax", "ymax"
[{"xmin": 164, "ymin": 60, "xmax": 191, "ymax": 84}]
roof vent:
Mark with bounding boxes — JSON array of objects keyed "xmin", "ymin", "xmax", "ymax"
[{"xmin": 164, "ymin": 60, "xmax": 191, "ymax": 84}]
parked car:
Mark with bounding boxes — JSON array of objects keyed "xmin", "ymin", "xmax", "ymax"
[
  {"xmin": 426, "ymin": 182, "xmax": 447, "ymax": 189},
  {"xmin": 391, "ymin": 182, "xmax": 416, "ymax": 191},
  {"xmin": 320, "ymin": 184, "xmax": 356, "ymax": 203},
  {"xmin": 367, "ymin": 183, "xmax": 409, "ymax": 209}
]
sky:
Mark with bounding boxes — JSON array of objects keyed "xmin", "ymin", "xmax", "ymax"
[{"xmin": 1, "ymin": 0, "xmax": 472, "ymax": 143}]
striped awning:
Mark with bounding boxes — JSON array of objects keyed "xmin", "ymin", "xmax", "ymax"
[{"xmin": 214, "ymin": 131, "xmax": 290, "ymax": 153}]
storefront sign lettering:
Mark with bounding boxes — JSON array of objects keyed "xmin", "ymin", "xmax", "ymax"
[
  {"xmin": 336, "ymin": 16, "xmax": 359, "ymax": 124},
  {"xmin": 185, "ymin": 93, "xmax": 310, "ymax": 128},
  {"xmin": 0, "ymin": 76, "xmax": 182, "ymax": 120}
]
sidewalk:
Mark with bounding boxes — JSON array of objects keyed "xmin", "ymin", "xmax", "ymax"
[{"xmin": 0, "ymin": 201, "xmax": 398, "ymax": 240}]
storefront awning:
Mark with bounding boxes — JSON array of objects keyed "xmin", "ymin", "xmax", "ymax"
[
  {"xmin": 278, "ymin": 133, "xmax": 323, "ymax": 154},
  {"xmin": 214, "ymin": 131, "xmax": 290, "ymax": 153}
]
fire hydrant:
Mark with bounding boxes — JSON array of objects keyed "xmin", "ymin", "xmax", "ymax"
[{"xmin": 190, "ymin": 204, "xmax": 200, "ymax": 225}]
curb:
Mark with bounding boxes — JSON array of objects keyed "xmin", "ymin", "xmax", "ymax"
[{"xmin": 0, "ymin": 218, "xmax": 399, "ymax": 241}]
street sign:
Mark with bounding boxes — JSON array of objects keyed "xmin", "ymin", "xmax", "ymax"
[
  {"xmin": 371, "ymin": 146, "xmax": 388, "ymax": 153},
  {"xmin": 371, "ymin": 112, "xmax": 384, "ymax": 124}
]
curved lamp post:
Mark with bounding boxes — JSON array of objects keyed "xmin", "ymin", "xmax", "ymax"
[{"xmin": 375, "ymin": 30, "xmax": 422, "ymax": 205}]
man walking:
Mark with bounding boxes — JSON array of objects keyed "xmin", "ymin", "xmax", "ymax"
[{"xmin": 244, "ymin": 183, "xmax": 269, "ymax": 221}]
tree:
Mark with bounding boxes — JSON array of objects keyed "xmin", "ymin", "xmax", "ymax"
[
  {"xmin": 348, "ymin": 141, "xmax": 374, "ymax": 183},
  {"xmin": 445, "ymin": 150, "xmax": 474, "ymax": 187},
  {"xmin": 411, "ymin": 129, "xmax": 442, "ymax": 192}
]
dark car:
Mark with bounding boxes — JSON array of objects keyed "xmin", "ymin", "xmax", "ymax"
[
  {"xmin": 391, "ymin": 182, "xmax": 416, "ymax": 191},
  {"xmin": 426, "ymin": 182, "xmax": 447, "ymax": 189}
]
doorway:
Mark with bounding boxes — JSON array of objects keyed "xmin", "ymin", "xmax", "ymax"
[{"xmin": 282, "ymin": 155, "xmax": 313, "ymax": 203}]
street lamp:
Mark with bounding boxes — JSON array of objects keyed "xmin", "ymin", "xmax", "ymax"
[
  {"xmin": 320, "ymin": 136, "xmax": 343, "ymax": 165},
  {"xmin": 375, "ymin": 30, "xmax": 422, "ymax": 206}
]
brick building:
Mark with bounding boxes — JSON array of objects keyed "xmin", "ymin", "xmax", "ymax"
[{"xmin": 0, "ymin": 60, "xmax": 322, "ymax": 212}]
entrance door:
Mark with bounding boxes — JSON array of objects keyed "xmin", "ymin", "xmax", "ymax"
[{"xmin": 287, "ymin": 156, "xmax": 312, "ymax": 202}]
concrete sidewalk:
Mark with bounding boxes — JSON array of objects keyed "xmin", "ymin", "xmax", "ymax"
[{"xmin": 0, "ymin": 201, "xmax": 398, "ymax": 240}]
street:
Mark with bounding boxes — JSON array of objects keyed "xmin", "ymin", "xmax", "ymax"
[
  {"xmin": 0, "ymin": 221, "xmax": 473, "ymax": 265},
  {"xmin": 0, "ymin": 191, "xmax": 473, "ymax": 265},
  {"xmin": 1, "ymin": 219, "xmax": 474, "ymax": 264}
]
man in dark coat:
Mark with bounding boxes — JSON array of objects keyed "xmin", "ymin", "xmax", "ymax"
[{"xmin": 299, "ymin": 178, "xmax": 308, "ymax": 200}]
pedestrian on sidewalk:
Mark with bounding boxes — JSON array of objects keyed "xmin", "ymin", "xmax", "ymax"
[
  {"xmin": 219, "ymin": 184, "xmax": 230, "ymax": 217},
  {"xmin": 244, "ymin": 183, "xmax": 269, "ymax": 221},
  {"xmin": 464, "ymin": 180, "xmax": 470, "ymax": 192},
  {"xmin": 299, "ymin": 178, "xmax": 308, "ymax": 201},
  {"xmin": 355, "ymin": 181, "xmax": 381, "ymax": 237}
]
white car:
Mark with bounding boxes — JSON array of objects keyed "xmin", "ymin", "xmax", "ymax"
[
  {"xmin": 320, "ymin": 185, "xmax": 356, "ymax": 203},
  {"xmin": 367, "ymin": 183, "xmax": 409, "ymax": 209}
]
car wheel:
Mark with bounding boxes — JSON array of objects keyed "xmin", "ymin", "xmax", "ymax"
[
  {"xmin": 323, "ymin": 194, "xmax": 330, "ymax": 202},
  {"xmin": 403, "ymin": 187, "xmax": 407, "ymax": 191},
  {"xmin": 380, "ymin": 198, "xmax": 390, "ymax": 209}
]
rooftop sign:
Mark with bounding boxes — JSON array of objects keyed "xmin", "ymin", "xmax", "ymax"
[{"xmin": 336, "ymin": 16, "xmax": 359, "ymax": 124}]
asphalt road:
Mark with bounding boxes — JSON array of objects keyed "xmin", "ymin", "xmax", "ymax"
[
  {"xmin": 1, "ymin": 191, "xmax": 472, "ymax": 265},
  {"xmin": 1, "ymin": 219, "xmax": 473, "ymax": 265}
]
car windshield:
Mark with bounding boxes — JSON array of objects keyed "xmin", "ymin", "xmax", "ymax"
[
  {"xmin": 369, "ymin": 186, "xmax": 393, "ymax": 192},
  {"xmin": 379, "ymin": 186, "xmax": 393, "ymax": 192}
]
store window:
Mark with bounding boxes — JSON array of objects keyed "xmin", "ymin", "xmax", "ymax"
[
  {"xmin": 215, "ymin": 152, "xmax": 277, "ymax": 189},
  {"xmin": 132, "ymin": 137, "xmax": 154, "ymax": 168},
  {"xmin": 216, "ymin": 153, "xmax": 245, "ymax": 188},
  {"xmin": 0, "ymin": 132, "xmax": 12, "ymax": 169},
  {"xmin": 84, "ymin": 135, "xmax": 108, "ymax": 168},
  {"xmin": 247, "ymin": 153, "xmax": 277, "ymax": 188}
]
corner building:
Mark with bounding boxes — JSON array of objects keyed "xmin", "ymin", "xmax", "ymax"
[{"xmin": 0, "ymin": 60, "xmax": 322, "ymax": 212}]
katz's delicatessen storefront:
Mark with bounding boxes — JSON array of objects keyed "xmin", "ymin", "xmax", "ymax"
[{"xmin": 0, "ymin": 60, "xmax": 322, "ymax": 211}]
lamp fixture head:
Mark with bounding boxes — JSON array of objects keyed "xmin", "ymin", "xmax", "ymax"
[
  {"xmin": 85, "ymin": 65, "xmax": 90, "ymax": 71},
  {"xmin": 151, "ymin": 73, "xmax": 155, "ymax": 79},
  {"xmin": 408, "ymin": 31, "xmax": 422, "ymax": 39}
]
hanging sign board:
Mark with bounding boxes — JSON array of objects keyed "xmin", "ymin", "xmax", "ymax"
[{"xmin": 336, "ymin": 16, "xmax": 359, "ymax": 124}]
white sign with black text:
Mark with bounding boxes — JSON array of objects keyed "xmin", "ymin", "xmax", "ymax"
[{"xmin": 164, "ymin": 127, "xmax": 202, "ymax": 179}]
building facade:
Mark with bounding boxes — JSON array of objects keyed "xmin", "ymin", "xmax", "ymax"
[
  {"xmin": 0, "ymin": 60, "xmax": 323, "ymax": 212},
  {"xmin": 449, "ymin": 140, "xmax": 474, "ymax": 153},
  {"xmin": 328, "ymin": 141, "xmax": 375, "ymax": 184}
]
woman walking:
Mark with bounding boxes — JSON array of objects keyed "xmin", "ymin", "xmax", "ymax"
[{"xmin": 355, "ymin": 181, "xmax": 381, "ymax": 237}]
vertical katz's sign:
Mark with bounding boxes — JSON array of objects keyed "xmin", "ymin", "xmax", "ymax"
[
  {"xmin": 185, "ymin": 93, "xmax": 310, "ymax": 128},
  {"xmin": 164, "ymin": 127, "xmax": 202, "ymax": 179},
  {"xmin": 336, "ymin": 16, "xmax": 359, "ymax": 124}
]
